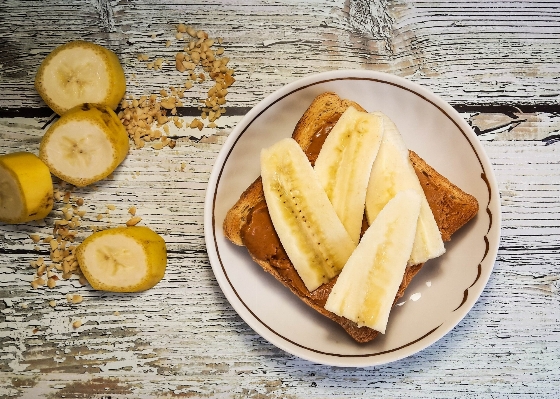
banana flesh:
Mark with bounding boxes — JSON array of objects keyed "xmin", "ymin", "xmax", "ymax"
[
  {"xmin": 365, "ymin": 113, "xmax": 445, "ymax": 265},
  {"xmin": 325, "ymin": 190, "xmax": 421, "ymax": 333},
  {"xmin": 314, "ymin": 106, "xmax": 383, "ymax": 245},
  {"xmin": 39, "ymin": 103, "xmax": 129, "ymax": 187},
  {"xmin": 0, "ymin": 152, "xmax": 53, "ymax": 224},
  {"xmin": 35, "ymin": 41, "xmax": 126, "ymax": 115},
  {"xmin": 261, "ymin": 138, "xmax": 356, "ymax": 292},
  {"xmin": 75, "ymin": 226, "xmax": 167, "ymax": 292}
]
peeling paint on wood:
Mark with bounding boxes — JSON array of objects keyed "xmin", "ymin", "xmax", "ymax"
[{"xmin": 1, "ymin": 0, "xmax": 560, "ymax": 398}]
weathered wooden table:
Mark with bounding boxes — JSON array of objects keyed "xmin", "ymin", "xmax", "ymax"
[{"xmin": 1, "ymin": 1, "xmax": 559, "ymax": 397}]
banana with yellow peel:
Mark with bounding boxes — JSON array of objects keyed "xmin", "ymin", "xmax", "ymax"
[
  {"xmin": 0, "ymin": 152, "xmax": 53, "ymax": 224},
  {"xmin": 39, "ymin": 103, "xmax": 129, "ymax": 187},
  {"xmin": 35, "ymin": 40, "xmax": 126, "ymax": 115},
  {"xmin": 76, "ymin": 226, "xmax": 167, "ymax": 292}
]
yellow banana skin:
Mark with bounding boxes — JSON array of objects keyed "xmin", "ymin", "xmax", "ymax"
[{"xmin": 0, "ymin": 152, "xmax": 54, "ymax": 224}]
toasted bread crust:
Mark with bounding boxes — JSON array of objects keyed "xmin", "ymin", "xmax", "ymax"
[
  {"xmin": 292, "ymin": 92, "xmax": 367, "ymax": 148},
  {"xmin": 223, "ymin": 92, "xmax": 479, "ymax": 343},
  {"xmin": 409, "ymin": 151, "xmax": 479, "ymax": 241},
  {"xmin": 223, "ymin": 177, "xmax": 264, "ymax": 246}
]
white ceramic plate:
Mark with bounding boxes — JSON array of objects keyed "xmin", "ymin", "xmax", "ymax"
[{"xmin": 204, "ymin": 70, "xmax": 500, "ymax": 367}]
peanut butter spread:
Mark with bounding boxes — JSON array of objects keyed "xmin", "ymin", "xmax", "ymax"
[{"xmin": 240, "ymin": 113, "xmax": 342, "ymax": 302}]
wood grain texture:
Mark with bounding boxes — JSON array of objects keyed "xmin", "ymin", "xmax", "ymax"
[
  {"xmin": 1, "ymin": 113, "xmax": 559, "ymax": 398},
  {"xmin": 1, "ymin": 0, "xmax": 560, "ymax": 398},
  {"xmin": 1, "ymin": 0, "xmax": 560, "ymax": 109}
]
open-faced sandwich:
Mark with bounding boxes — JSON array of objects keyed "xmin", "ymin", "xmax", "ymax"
[{"xmin": 223, "ymin": 92, "xmax": 479, "ymax": 343}]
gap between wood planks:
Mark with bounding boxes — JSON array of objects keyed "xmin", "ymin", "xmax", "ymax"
[{"xmin": 1, "ymin": 103, "xmax": 559, "ymax": 119}]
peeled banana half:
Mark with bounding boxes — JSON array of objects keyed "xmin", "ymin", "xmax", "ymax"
[
  {"xmin": 76, "ymin": 226, "xmax": 167, "ymax": 292},
  {"xmin": 325, "ymin": 189, "xmax": 421, "ymax": 333},
  {"xmin": 365, "ymin": 113, "xmax": 445, "ymax": 265},
  {"xmin": 39, "ymin": 103, "xmax": 129, "ymax": 187},
  {"xmin": 35, "ymin": 40, "xmax": 126, "ymax": 115},
  {"xmin": 261, "ymin": 138, "xmax": 356, "ymax": 292},
  {"xmin": 0, "ymin": 152, "xmax": 53, "ymax": 224},
  {"xmin": 314, "ymin": 106, "xmax": 383, "ymax": 245}
]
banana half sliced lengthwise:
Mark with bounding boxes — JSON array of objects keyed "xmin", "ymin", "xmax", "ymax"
[
  {"xmin": 325, "ymin": 189, "xmax": 422, "ymax": 334},
  {"xmin": 365, "ymin": 113, "xmax": 445, "ymax": 266},
  {"xmin": 314, "ymin": 107, "xmax": 383, "ymax": 245},
  {"xmin": 261, "ymin": 138, "xmax": 356, "ymax": 292}
]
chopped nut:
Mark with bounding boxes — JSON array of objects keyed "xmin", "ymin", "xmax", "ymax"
[
  {"xmin": 72, "ymin": 320, "xmax": 82, "ymax": 329},
  {"xmin": 126, "ymin": 216, "xmax": 142, "ymax": 226},
  {"xmin": 49, "ymin": 300, "xmax": 56, "ymax": 307},
  {"xmin": 50, "ymin": 240, "xmax": 58, "ymax": 251},
  {"xmin": 186, "ymin": 26, "xmax": 197, "ymax": 37},
  {"xmin": 71, "ymin": 294, "xmax": 83, "ymax": 304},
  {"xmin": 29, "ymin": 234, "xmax": 41, "ymax": 243}
]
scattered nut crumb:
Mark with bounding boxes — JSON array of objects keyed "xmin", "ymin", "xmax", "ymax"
[
  {"xmin": 126, "ymin": 216, "xmax": 142, "ymax": 227},
  {"xmin": 47, "ymin": 278, "xmax": 57, "ymax": 289},
  {"xmin": 29, "ymin": 234, "xmax": 41, "ymax": 243},
  {"xmin": 126, "ymin": 24, "xmax": 234, "ymax": 149},
  {"xmin": 72, "ymin": 320, "xmax": 82, "ymax": 329},
  {"xmin": 49, "ymin": 300, "xmax": 56, "ymax": 307}
]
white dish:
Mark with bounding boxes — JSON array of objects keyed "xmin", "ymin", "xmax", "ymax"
[{"xmin": 204, "ymin": 70, "xmax": 500, "ymax": 367}]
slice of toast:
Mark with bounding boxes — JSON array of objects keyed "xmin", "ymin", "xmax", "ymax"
[{"xmin": 223, "ymin": 92, "xmax": 479, "ymax": 343}]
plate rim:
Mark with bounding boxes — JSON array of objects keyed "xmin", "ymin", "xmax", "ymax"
[{"xmin": 204, "ymin": 70, "xmax": 501, "ymax": 367}]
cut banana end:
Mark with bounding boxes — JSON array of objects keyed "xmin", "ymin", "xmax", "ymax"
[
  {"xmin": 314, "ymin": 106, "xmax": 383, "ymax": 244},
  {"xmin": 261, "ymin": 138, "xmax": 356, "ymax": 292},
  {"xmin": 0, "ymin": 152, "xmax": 53, "ymax": 224},
  {"xmin": 35, "ymin": 40, "xmax": 126, "ymax": 115},
  {"xmin": 76, "ymin": 226, "xmax": 167, "ymax": 292},
  {"xmin": 39, "ymin": 103, "xmax": 129, "ymax": 187},
  {"xmin": 365, "ymin": 112, "xmax": 445, "ymax": 265},
  {"xmin": 325, "ymin": 190, "xmax": 421, "ymax": 334}
]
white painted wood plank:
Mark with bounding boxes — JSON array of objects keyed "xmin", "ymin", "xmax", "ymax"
[
  {"xmin": 1, "ymin": 0, "xmax": 560, "ymax": 396},
  {"xmin": 2, "ymin": 0, "xmax": 560, "ymax": 109},
  {"xmin": 1, "ymin": 113, "xmax": 559, "ymax": 397}
]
